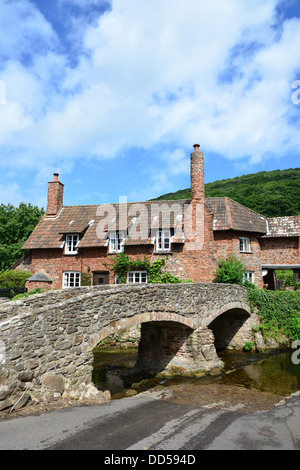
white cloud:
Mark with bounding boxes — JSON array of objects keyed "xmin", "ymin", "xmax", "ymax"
[
  {"xmin": 0, "ymin": 182, "xmax": 23, "ymax": 205},
  {"xmin": 0, "ymin": 0, "xmax": 300, "ymax": 189}
]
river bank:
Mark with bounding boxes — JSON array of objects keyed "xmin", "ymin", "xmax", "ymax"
[{"xmin": 1, "ymin": 347, "xmax": 299, "ymax": 421}]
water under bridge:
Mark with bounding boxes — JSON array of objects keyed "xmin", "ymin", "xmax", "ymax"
[{"xmin": 0, "ymin": 283, "xmax": 255, "ymax": 407}]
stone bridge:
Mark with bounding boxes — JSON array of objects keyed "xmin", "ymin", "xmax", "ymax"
[{"xmin": 0, "ymin": 283, "xmax": 255, "ymax": 409}]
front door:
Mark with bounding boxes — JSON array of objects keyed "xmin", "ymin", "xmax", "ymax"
[{"xmin": 93, "ymin": 271, "xmax": 110, "ymax": 285}]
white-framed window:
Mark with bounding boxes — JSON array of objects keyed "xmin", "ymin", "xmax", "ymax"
[
  {"xmin": 156, "ymin": 229, "xmax": 171, "ymax": 252},
  {"xmin": 127, "ymin": 271, "xmax": 148, "ymax": 284},
  {"xmin": 109, "ymin": 231, "xmax": 125, "ymax": 253},
  {"xmin": 239, "ymin": 237, "xmax": 251, "ymax": 253},
  {"xmin": 63, "ymin": 271, "xmax": 81, "ymax": 288},
  {"xmin": 65, "ymin": 234, "xmax": 79, "ymax": 254},
  {"xmin": 243, "ymin": 271, "xmax": 254, "ymax": 283}
]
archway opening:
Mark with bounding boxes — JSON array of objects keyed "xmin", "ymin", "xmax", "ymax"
[
  {"xmin": 136, "ymin": 321, "xmax": 194, "ymax": 375},
  {"xmin": 208, "ymin": 308, "xmax": 251, "ymax": 352},
  {"xmin": 91, "ymin": 320, "xmax": 196, "ymax": 396},
  {"xmin": 92, "ymin": 325, "xmax": 140, "ymax": 396}
]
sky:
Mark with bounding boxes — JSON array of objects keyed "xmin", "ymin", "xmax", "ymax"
[{"xmin": 0, "ymin": 0, "xmax": 300, "ymax": 209}]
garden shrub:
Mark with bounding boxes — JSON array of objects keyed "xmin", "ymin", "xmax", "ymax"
[
  {"xmin": 215, "ymin": 257, "xmax": 246, "ymax": 285},
  {"xmin": 0, "ymin": 270, "xmax": 32, "ymax": 288}
]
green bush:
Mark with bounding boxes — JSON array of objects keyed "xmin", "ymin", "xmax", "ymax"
[
  {"xmin": 276, "ymin": 270, "xmax": 295, "ymax": 287},
  {"xmin": 12, "ymin": 287, "xmax": 44, "ymax": 300},
  {"xmin": 215, "ymin": 257, "xmax": 246, "ymax": 285},
  {"xmin": 0, "ymin": 270, "xmax": 32, "ymax": 288}
]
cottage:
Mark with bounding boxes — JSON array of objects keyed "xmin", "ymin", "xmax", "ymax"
[{"xmin": 22, "ymin": 145, "xmax": 300, "ymax": 291}]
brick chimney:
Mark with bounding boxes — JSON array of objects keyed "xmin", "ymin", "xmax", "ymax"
[
  {"xmin": 46, "ymin": 173, "xmax": 64, "ymax": 217},
  {"xmin": 190, "ymin": 144, "xmax": 205, "ymax": 204}
]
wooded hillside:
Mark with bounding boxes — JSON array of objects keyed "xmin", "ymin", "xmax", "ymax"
[{"xmin": 154, "ymin": 168, "xmax": 300, "ymax": 217}]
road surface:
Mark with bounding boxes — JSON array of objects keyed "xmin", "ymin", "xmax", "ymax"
[{"xmin": 0, "ymin": 392, "xmax": 300, "ymax": 451}]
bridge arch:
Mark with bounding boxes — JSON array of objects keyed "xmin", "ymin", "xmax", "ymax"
[
  {"xmin": 206, "ymin": 302, "xmax": 253, "ymax": 351},
  {"xmin": 82, "ymin": 311, "xmax": 195, "ymax": 352},
  {"xmin": 201, "ymin": 301, "xmax": 252, "ymax": 328}
]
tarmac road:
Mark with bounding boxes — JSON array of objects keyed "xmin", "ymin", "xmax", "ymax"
[{"xmin": 0, "ymin": 392, "xmax": 300, "ymax": 451}]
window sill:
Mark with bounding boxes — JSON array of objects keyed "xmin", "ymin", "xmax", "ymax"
[
  {"xmin": 239, "ymin": 251, "xmax": 252, "ymax": 254},
  {"xmin": 63, "ymin": 252, "xmax": 79, "ymax": 256},
  {"xmin": 127, "ymin": 282, "xmax": 148, "ymax": 285},
  {"xmin": 153, "ymin": 251, "xmax": 173, "ymax": 255}
]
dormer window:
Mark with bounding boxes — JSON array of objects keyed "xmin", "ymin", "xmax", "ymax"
[
  {"xmin": 239, "ymin": 237, "xmax": 251, "ymax": 253},
  {"xmin": 109, "ymin": 231, "xmax": 125, "ymax": 253},
  {"xmin": 156, "ymin": 229, "xmax": 171, "ymax": 252},
  {"xmin": 65, "ymin": 234, "xmax": 79, "ymax": 254}
]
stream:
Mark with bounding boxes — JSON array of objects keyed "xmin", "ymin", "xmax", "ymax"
[{"xmin": 92, "ymin": 348, "xmax": 300, "ymax": 400}]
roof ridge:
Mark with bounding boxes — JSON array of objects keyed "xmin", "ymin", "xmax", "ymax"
[
  {"xmin": 225, "ymin": 197, "xmax": 267, "ymax": 219},
  {"xmin": 267, "ymin": 215, "xmax": 300, "ymax": 220},
  {"xmin": 224, "ymin": 197, "xmax": 233, "ymax": 229}
]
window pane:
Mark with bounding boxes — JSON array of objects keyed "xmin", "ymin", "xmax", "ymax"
[
  {"xmin": 158, "ymin": 230, "xmax": 162, "ymax": 249},
  {"xmin": 66, "ymin": 234, "xmax": 79, "ymax": 252},
  {"xmin": 110, "ymin": 232, "xmax": 124, "ymax": 252},
  {"xmin": 63, "ymin": 271, "xmax": 80, "ymax": 288},
  {"xmin": 164, "ymin": 230, "xmax": 170, "ymax": 249},
  {"xmin": 110, "ymin": 233, "xmax": 116, "ymax": 252},
  {"xmin": 240, "ymin": 238, "xmax": 250, "ymax": 252},
  {"xmin": 63, "ymin": 272, "xmax": 68, "ymax": 288}
]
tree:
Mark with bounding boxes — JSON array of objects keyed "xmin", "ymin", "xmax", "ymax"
[
  {"xmin": 0, "ymin": 203, "xmax": 44, "ymax": 271},
  {"xmin": 155, "ymin": 168, "xmax": 300, "ymax": 217}
]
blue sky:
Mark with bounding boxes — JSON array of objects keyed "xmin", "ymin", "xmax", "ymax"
[{"xmin": 0, "ymin": 0, "xmax": 299, "ymax": 208}]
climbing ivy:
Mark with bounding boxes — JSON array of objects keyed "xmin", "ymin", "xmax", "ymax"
[
  {"xmin": 247, "ymin": 287, "xmax": 300, "ymax": 342},
  {"xmin": 105, "ymin": 253, "xmax": 184, "ymax": 284}
]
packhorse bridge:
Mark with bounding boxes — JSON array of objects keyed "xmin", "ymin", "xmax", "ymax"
[{"xmin": 0, "ymin": 283, "xmax": 255, "ymax": 409}]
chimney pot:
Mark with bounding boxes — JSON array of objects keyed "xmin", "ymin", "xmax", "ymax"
[
  {"xmin": 193, "ymin": 144, "xmax": 200, "ymax": 152},
  {"xmin": 53, "ymin": 173, "xmax": 59, "ymax": 182}
]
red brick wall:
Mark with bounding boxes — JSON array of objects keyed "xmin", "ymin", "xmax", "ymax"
[
  {"xmin": 190, "ymin": 149, "xmax": 205, "ymax": 204},
  {"xmin": 25, "ymin": 280, "xmax": 52, "ymax": 292},
  {"xmin": 160, "ymin": 204, "xmax": 218, "ymax": 282},
  {"xmin": 46, "ymin": 179, "xmax": 64, "ymax": 216},
  {"xmin": 27, "ymin": 205, "xmax": 219, "ymax": 289},
  {"xmin": 260, "ymin": 237, "xmax": 299, "ymax": 265},
  {"xmin": 27, "ymin": 220, "xmax": 299, "ymax": 291},
  {"xmin": 29, "ymin": 248, "xmax": 112, "ymax": 290},
  {"xmin": 213, "ymin": 231, "xmax": 264, "ymax": 288}
]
